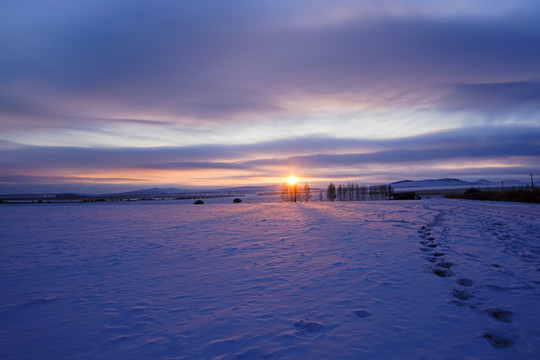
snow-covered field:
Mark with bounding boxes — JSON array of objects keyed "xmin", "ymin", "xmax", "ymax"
[{"xmin": 1, "ymin": 197, "xmax": 539, "ymax": 359}]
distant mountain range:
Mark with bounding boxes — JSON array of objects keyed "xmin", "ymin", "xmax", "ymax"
[
  {"xmin": 1, "ymin": 179, "xmax": 531, "ymax": 199},
  {"xmin": 109, "ymin": 180, "xmax": 498, "ymax": 195},
  {"xmin": 112, "ymin": 187, "xmax": 194, "ymax": 196},
  {"xmin": 108, "ymin": 185, "xmax": 281, "ymax": 196},
  {"xmin": 390, "ymin": 178, "xmax": 524, "ymax": 189}
]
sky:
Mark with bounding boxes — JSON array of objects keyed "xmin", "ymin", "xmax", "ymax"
[{"xmin": 1, "ymin": 0, "xmax": 539, "ymax": 194}]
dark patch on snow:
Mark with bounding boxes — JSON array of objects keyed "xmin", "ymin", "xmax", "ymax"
[
  {"xmin": 294, "ymin": 320, "xmax": 324, "ymax": 333},
  {"xmin": 433, "ymin": 268, "xmax": 452, "ymax": 278},
  {"xmin": 427, "ymin": 243, "xmax": 437, "ymax": 248},
  {"xmin": 485, "ymin": 308, "xmax": 513, "ymax": 323},
  {"xmin": 451, "ymin": 289, "xmax": 473, "ymax": 301},
  {"xmin": 432, "ymin": 252, "xmax": 445, "ymax": 257},
  {"xmin": 483, "ymin": 332, "xmax": 515, "ymax": 348},
  {"xmin": 438, "ymin": 261, "xmax": 453, "ymax": 269},
  {"xmin": 353, "ymin": 310, "xmax": 372, "ymax": 318},
  {"xmin": 18, "ymin": 298, "xmax": 60, "ymax": 309},
  {"xmin": 457, "ymin": 278, "xmax": 474, "ymax": 287}
]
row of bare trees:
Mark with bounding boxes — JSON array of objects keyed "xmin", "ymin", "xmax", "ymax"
[
  {"xmin": 281, "ymin": 182, "xmax": 312, "ymax": 202},
  {"xmin": 326, "ymin": 183, "xmax": 393, "ymax": 201}
]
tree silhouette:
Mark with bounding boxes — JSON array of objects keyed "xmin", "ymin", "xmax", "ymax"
[
  {"xmin": 281, "ymin": 182, "xmax": 289, "ymax": 202},
  {"xmin": 291, "ymin": 183, "xmax": 299, "ymax": 202},
  {"xmin": 281, "ymin": 182, "xmax": 300, "ymax": 202},
  {"xmin": 324, "ymin": 182, "xmax": 393, "ymax": 202},
  {"xmin": 327, "ymin": 183, "xmax": 336, "ymax": 201},
  {"xmin": 303, "ymin": 182, "xmax": 312, "ymax": 202}
]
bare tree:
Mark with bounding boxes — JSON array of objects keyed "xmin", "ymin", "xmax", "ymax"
[
  {"xmin": 281, "ymin": 182, "xmax": 289, "ymax": 202},
  {"xmin": 291, "ymin": 183, "xmax": 299, "ymax": 202},
  {"xmin": 302, "ymin": 182, "xmax": 312, "ymax": 202},
  {"xmin": 347, "ymin": 182, "xmax": 355, "ymax": 201}
]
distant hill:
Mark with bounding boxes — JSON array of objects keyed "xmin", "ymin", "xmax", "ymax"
[
  {"xmin": 109, "ymin": 185, "xmax": 281, "ymax": 196},
  {"xmin": 391, "ymin": 178, "xmax": 495, "ymax": 188},
  {"xmin": 111, "ymin": 187, "xmax": 194, "ymax": 196},
  {"xmin": 2, "ymin": 180, "xmax": 531, "ymax": 199},
  {"xmin": 0, "ymin": 185, "xmax": 284, "ymax": 199},
  {"xmin": 390, "ymin": 178, "xmax": 533, "ymax": 190},
  {"xmin": 214, "ymin": 185, "xmax": 281, "ymax": 193}
]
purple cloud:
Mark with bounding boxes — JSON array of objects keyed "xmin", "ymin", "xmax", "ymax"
[
  {"xmin": 1, "ymin": 126, "xmax": 538, "ymax": 172},
  {"xmin": 1, "ymin": 0, "xmax": 540, "ymax": 123}
]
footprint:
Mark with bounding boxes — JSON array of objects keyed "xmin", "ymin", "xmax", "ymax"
[
  {"xmin": 420, "ymin": 247, "xmax": 431, "ymax": 252},
  {"xmin": 451, "ymin": 288, "xmax": 473, "ymax": 301},
  {"xmin": 352, "ymin": 310, "xmax": 372, "ymax": 318},
  {"xmin": 485, "ymin": 308, "xmax": 513, "ymax": 323},
  {"xmin": 425, "ymin": 256, "xmax": 437, "ymax": 263},
  {"xmin": 457, "ymin": 278, "xmax": 474, "ymax": 287},
  {"xmin": 432, "ymin": 252, "xmax": 445, "ymax": 257},
  {"xmin": 434, "ymin": 268, "xmax": 452, "ymax": 278},
  {"xmin": 427, "ymin": 244, "xmax": 437, "ymax": 248},
  {"xmin": 294, "ymin": 320, "xmax": 324, "ymax": 333},
  {"xmin": 438, "ymin": 261, "xmax": 453, "ymax": 269},
  {"xmin": 483, "ymin": 332, "xmax": 515, "ymax": 348}
]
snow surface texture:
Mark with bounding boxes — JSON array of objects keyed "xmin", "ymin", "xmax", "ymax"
[{"xmin": 1, "ymin": 197, "xmax": 539, "ymax": 359}]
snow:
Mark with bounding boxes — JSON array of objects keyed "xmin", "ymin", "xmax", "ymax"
[{"xmin": 1, "ymin": 197, "xmax": 539, "ymax": 359}]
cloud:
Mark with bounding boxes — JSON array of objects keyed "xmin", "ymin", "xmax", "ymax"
[
  {"xmin": 1, "ymin": 126, "xmax": 538, "ymax": 173},
  {"xmin": 0, "ymin": 174, "xmax": 143, "ymax": 183},
  {"xmin": 1, "ymin": 0, "xmax": 540, "ymax": 128},
  {"xmin": 442, "ymin": 81, "xmax": 540, "ymax": 115}
]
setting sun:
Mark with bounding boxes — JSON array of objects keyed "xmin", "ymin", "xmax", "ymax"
[{"xmin": 287, "ymin": 175, "xmax": 297, "ymax": 185}]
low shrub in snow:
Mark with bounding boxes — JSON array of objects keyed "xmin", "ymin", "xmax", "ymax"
[{"xmin": 446, "ymin": 188, "xmax": 540, "ymax": 203}]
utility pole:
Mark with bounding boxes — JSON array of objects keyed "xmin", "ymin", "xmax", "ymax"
[{"xmin": 531, "ymin": 173, "xmax": 535, "ymax": 189}]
